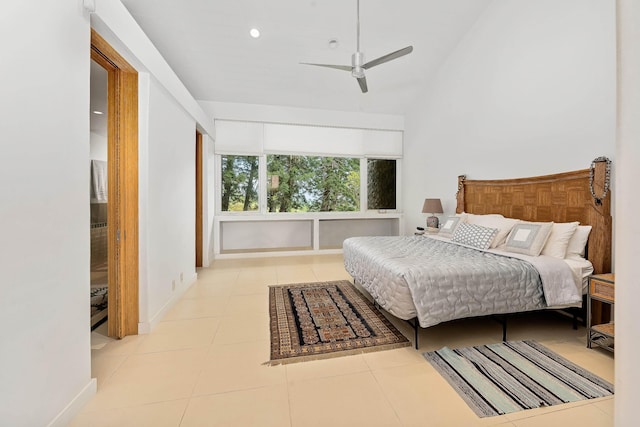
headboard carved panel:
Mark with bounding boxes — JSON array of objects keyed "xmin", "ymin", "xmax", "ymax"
[{"xmin": 456, "ymin": 160, "xmax": 612, "ymax": 274}]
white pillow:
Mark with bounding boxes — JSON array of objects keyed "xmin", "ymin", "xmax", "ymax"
[
  {"xmin": 438, "ymin": 216, "xmax": 464, "ymax": 238},
  {"xmin": 566, "ymin": 225, "xmax": 593, "ymax": 258},
  {"xmin": 541, "ymin": 221, "xmax": 580, "ymax": 259},
  {"xmin": 504, "ymin": 222, "xmax": 554, "ymax": 256},
  {"xmin": 451, "ymin": 223, "xmax": 498, "ymax": 250},
  {"xmin": 465, "ymin": 214, "xmax": 519, "ymax": 248}
]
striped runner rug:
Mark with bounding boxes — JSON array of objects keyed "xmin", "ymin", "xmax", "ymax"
[{"xmin": 424, "ymin": 340, "xmax": 613, "ymax": 417}]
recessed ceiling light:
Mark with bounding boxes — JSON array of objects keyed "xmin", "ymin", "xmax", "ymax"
[
  {"xmin": 328, "ymin": 39, "xmax": 339, "ymax": 49},
  {"xmin": 92, "ymin": 110, "xmax": 104, "ymax": 115},
  {"xmin": 249, "ymin": 28, "xmax": 260, "ymax": 38}
]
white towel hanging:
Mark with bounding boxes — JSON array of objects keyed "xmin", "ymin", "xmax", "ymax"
[{"xmin": 90, "ymin": 160, "xmax": 108, "ymax": 203}]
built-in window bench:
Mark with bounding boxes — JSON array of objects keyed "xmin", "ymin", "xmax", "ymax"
[{"xmin": 213, "ymin": 213, "xmax": 402, "ymax": 258}]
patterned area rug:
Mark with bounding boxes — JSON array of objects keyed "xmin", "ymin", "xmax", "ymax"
[
  {"xmin": 90, "ymin": 285, "xmax": 108, "ymax": 329},
  {"xmin": 268, "ymin": 280, "xmax": 410, "ymax": 365},
  {"xmin": 424, "ymin": 340, "xmax": 614, "ymax": 417}
]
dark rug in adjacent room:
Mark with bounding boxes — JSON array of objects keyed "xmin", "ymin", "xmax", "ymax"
[
  {"xmin": 267, "ymin": 280, "xmax": 410, "ymax": 365},
  {"xmin": 90, "ymin": 284, "xmax": 108, "ymax": 329},
  {"xmin": 424, "ymin": 340, "xmax": 614, "ymax": 417}
]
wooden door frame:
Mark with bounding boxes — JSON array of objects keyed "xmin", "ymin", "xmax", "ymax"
[
  {"xmin": 91, "ymin": 30, "xmax": 139, "ymax": 338},
  {"xmin": 195, "ymin": 131, "xmax": 203, "ymax": 267}
]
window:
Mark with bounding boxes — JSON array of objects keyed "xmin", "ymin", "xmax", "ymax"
[
  {"xmin": 220, "ymin": 155, "xmax": 259, "ymax": 212},
  {"xmin": 267, "ymin": 155, "xmax": 360, "ymax": 212},
  {"xmin": 215, "ymin": 120, "xmax": 402, "ymax": 215},
  {"xmin": 367, "ymin": 159, "xmax": 396, "ymax": 210}
]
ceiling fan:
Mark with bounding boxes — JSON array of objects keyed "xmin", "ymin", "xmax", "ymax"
[{"xmin": 301, "ymin": 0, "xmax": 413, "ymax": 93}]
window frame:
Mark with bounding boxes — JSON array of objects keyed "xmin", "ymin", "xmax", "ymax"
[{"xmin": 215, "ymin": 154, "xmax": 401, "ymax": 216}]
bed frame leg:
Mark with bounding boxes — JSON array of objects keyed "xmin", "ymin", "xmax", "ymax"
[
  {"xmin": 502, "ymin": 315, "xmax": 507, "ymax": 342},
  {"xmin": 405, "ymin": 318, "xmax": 419, "ymax": 350}
]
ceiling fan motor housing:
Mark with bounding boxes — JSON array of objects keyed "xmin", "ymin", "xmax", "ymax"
[{"xmin": 351, "ymin": 52, "xmax": 365, "ymax": 78}]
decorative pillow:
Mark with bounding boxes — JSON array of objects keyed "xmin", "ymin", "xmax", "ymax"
[
  {"xmin": 465, "ymin": 214, "xmax": 519, "ymax": 248},
  {"xmin": 566, "ymin": 225, "xmax": 592, "ymax": 257},
  {"xmin": 451, "ymin": 223, "xmax": 498, "ymax": 250},
  {"xmin": 541, "ymin": 221, "xmax": 580, "ymax": 259},
  {"xmin": 504, "ymin": 222, "xmax": 554, "ymax": 256},
  {"xmin": 438, "ymin": 216, "xmax": 464, "ymax": 237}
]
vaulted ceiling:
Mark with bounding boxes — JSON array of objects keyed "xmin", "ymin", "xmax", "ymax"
[{"xmin": 120, "ymin": 0, "xmax": 492, "ymax": 115}]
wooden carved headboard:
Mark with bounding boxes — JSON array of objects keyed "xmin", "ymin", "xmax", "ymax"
[{"xmin": 456, "ymin": 159, "xmax": 612, "ymax": 274}]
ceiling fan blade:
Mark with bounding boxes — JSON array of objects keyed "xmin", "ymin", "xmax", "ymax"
[
  {"xmin": 300, "ymin": 62, "xmax": 352, "ymax": 72},
  {"xmin": 357, "ymin": 76, "xmax": 368, "ymax": 93},
  {"xmin": 362, "ymin": 46, "xmax": 413, "ymax": 69}
]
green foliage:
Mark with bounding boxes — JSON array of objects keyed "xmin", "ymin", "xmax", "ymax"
[
  {"xmin": 221, "ymin": 155, "xmax": 259, "ymax": 211},
  {"xmin": 310, "ymin": 157, "xmax": 360, "ymax": 212},
  {"xmin": 267, "ymin": 155, "xmax": 360, "ymax": 212},
  {"xmin": 222, "ymin": 155, "xmax": 395, "ymax": 213}
]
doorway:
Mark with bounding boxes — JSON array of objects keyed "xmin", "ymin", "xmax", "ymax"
[
  {"xmin": 91, "ymin": 30, "xmax": 139, "ymax": 339},
  {"xmin": 89, "ymin": 60, "xmax": 109, "ymax": 330},
  {"xmin": 196, "ymin": 130, "xmax": 203, "ymax": 268}
]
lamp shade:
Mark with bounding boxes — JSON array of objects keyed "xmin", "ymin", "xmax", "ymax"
[{"xmin": 421, "ymin": 198, "xmax": 443, "ymax": 214}]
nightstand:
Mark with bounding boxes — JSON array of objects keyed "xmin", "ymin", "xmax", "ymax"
[
  {"xmin": 414, "ymin": 227, "xmax": 439, "ymax": 236},
  {"xmin": 587, "ymin": 273, "xmax": 614, "ymax": 352}
]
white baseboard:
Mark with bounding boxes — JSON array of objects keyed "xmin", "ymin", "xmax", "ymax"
[
  {"xmin": 47, "ymin": 378, "xmax": 97, "ymax": 427},
  {"xmin": 138, "ymin": 272, "xmax": 198, "ymax": 334}
]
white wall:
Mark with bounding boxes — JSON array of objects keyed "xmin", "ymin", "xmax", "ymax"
[
  {"xmin": 0, "ymin": 2, "xmax": 95, "ymax": 426},
  {"xmin": 403, "ymin": 0, "xmax": 616, "ymax": 233},
  {"xmin": 203, "ymin": 133, "xmax": 215, "ymax": 266},
  {"xmin": 92, "ymin": 0, "xmax": 214, "ymax": 137},
  {"xmin": 89, "ymin": 0, "xmax": 215, "ymax": 331},
  {"xmin": 143, "ymin": 78, "xmax": 198, "ymax": 327},
  {"xmin": 0, "ymin": 1, "xmax": 213, "ymax": 424},
  {"xmin": 615, "ymin": 1, "xmax": 640, "ymax": 425}
]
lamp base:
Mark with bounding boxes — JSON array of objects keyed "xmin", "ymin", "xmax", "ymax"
[{"xmin": 426, "ymin": 215, "xmax": 439, "ymax": 229}]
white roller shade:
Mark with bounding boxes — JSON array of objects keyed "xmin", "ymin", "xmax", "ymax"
[
  {"xmin": 362, "ymin": 129, "xmax": 403, "ymax": 158},
  {"xmin": 215, "ymin": 120, "xmax": 402, "ymax": 157},
  {"xmin": 214, "ymin": 120, "xmax": 263, "ymax": 154},
  {"xmin": 264, "ymin": 124, "xmax": 363, "ymax": 156}
]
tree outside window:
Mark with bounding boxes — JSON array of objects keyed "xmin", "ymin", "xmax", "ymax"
[
  {"xmin": 220, "ymin": 154, "xmax": 396, "ymax": 213},
  {"xmin": 367, "ymin": 159, "xmax": 396, "ymax": 210},
  {"xmin": 267, "ymin": 155, "xmax": 360, "ymax": 212},
  {"xmin": 221, "ymin": 155, "xmax": 259, "ymax": 211}
]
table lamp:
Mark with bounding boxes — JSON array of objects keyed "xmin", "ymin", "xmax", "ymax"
[{"xmin": 422, "ymin": 198, "xmax": 443, "ymax": 229}]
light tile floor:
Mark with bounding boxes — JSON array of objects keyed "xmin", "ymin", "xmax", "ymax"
[{"xmin": 71, "ymin": 254, "xmax": 614, "ymax": 426}]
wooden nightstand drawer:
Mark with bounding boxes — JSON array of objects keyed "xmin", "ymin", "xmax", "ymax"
[
  {"xmin": 590, "ymin": 279, "xmax": 614, "ymax": 302},
  {"xmin": 587, "ymin": 273, "xmax": 615, "ymax": 352}
]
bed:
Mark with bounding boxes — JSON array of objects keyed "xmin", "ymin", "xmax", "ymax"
[{"xmin": 343, "ymin": 160, "xmax": 612, "ymax": 347}]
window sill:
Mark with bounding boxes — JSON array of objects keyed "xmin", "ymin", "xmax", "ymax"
[{"xmin": 213, "ymin": 214, "xmax": 403, "ymax": 256}]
